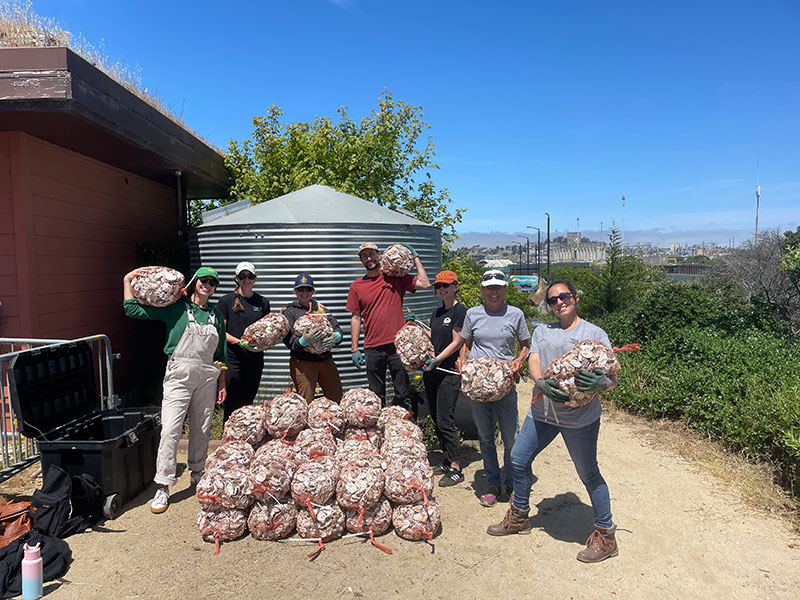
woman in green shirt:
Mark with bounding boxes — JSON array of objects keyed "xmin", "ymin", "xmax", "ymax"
[{"xmin": 123, "ymin": 266, "xmax": 227, "ymax": 514}]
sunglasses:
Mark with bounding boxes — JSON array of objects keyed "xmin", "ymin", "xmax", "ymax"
[
  {"xmin": 295, "ymin": 286, "xmax": 314, "ymax": 293},
  {"xmin": 198, "ymin": 277, "xmax": 218, "ymax": 287},
  {"xmin": 546, "ymin": 292, "xmax": 573, "ymax": 306},
  {"xmin": 237, "ymin": 273, "xmax": 256, "ymax": 280},
  {"xmin": 482, "ymin": 272, "xmax": 506, "ymax": 281},
  {"xmin": 434, "ymin": 282, "xmax": 453, "ymax": 289}
]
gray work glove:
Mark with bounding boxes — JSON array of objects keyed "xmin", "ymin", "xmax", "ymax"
[{"xmin": 534, "ymin": 377, "xmax": 570, "ymax": 403}]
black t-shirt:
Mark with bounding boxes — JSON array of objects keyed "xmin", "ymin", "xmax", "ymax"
[
  {"xmin": 216, "ymin": 292, "xmax": 270, "ymax": 339},
  {"xmin": 429, "ymin": 302, "xmax": 467, "ymax": 369}
]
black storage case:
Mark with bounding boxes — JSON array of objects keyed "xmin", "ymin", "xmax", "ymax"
[{"xmin": 9, "ymin": 341, "xmax": 162, "ymax": 518}]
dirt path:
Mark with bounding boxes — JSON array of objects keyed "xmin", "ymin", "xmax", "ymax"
[{"xmin": 7, "ymin": 380, "xmax": 800, "ymax": 599}]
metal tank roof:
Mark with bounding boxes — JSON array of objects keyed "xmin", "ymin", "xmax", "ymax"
[{"xmin": 200, "ymin": 184, "xmax": 426, "ymax": 226}]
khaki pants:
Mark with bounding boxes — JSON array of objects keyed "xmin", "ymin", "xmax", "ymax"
[{"xmin": 289, "ymin": 355, "xmax": 343, "ymax": 402}]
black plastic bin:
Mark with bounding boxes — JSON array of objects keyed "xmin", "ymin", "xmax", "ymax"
[{"xmin": 9, "ymin": 341, "xmax": 162, "ymax": 518}]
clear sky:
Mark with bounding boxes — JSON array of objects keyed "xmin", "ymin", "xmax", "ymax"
[{"xmin": 27, "ymin": 0, "xmax": 800, "ymax": 246}]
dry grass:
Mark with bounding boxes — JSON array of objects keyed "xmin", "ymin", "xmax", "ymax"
[
  {"xmin": 603, "ymin": 399, "xmax": 800, "ymax": 531},
  {"xmin": 0, "ymin": 1, "xmax": 213, "ymax": 145}
]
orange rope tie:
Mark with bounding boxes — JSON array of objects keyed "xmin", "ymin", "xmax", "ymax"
[
  {"xmin": 613, "ymin": 343, "xmax": 641, "ymax": 352},
  {"xmin": 422, "ymin": 528, "xmax": 434, "ymax": 541},
  {"xmin": 262, "ymin": 519, "xmax": 284, "ymax": 531},
  {"xmin": 531, "ymin": 392, "xmax": 543, "ymax": 405},
  {"xmin": 402, "ymin": 411, "xmax": 412, "ymax": 420},
  {"xmin": 412, "ymin": 481, "xmax": 430, "ymax": 505},
  {"xmin": 280, "ymin": 431, "xmax": 296, "ymax": 445},
  {"xmin": 356, "ymin": 506, "xmax": 365, "ymax": 528},
  {"xmin": 214, "ymin": 532, "xmax": 221, "ymax": 555},
  {"xmin": 309, "ymin": 448, "xmax": 329, "ymax": 459},
  {"xmin": 307, "ymin": 539, "xmax": 325, "ymax": 560},
  {"xmin": 369, "ymin": 530, "xmax": 393, "ymax": 554},
  {"xmin": 305, "ymin": 500, "xmax": 316, "ymax": 520}
]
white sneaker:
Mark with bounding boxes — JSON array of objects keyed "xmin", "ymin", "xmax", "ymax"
[
  {"xmin": 150, "ymin": 486, "xmax": 169, "ymax": 514},
  {"xmin": 190, "ymin": 470, "xmax": 204, "ymax": 486}
]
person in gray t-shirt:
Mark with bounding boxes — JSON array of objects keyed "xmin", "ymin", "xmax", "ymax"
[
  {"xmin": 456, "ymin": 269, "xmax": 530, "ymax": 507},
  {"xmin": 487, "ymin": 279, "xmax": 620, "ymax": 564}
]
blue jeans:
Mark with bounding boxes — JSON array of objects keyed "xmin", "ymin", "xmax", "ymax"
[
  {"xmin": 470, "ymin": 390, "xmax": 519, "ymax": 487},
  {"xmin": 510, "ymin": 414, "xmax": 613, "ymax": 528}
]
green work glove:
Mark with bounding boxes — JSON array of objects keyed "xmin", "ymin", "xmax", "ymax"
[
  {"xmin": 422, "ymin": 357, "xmax": 441, "ymax": 372},
  {"xmin": 534, "ymin": 378, "xmax": 570, "ymax": 403},
  {"xmin": 575, "ymin": 368, "xmax": 612, "ymax": 392},
  {"xmin": 299, "ymin": 331, "xmax": 323, "ymax": 347},
  {"xmin": 238, "ymin": 339, "xmax": 262, "ymax": 353},
  {"xmin": 404, "ymin": 311, "xmax": 418, "ymax": 323},
  {"xmin": 400, "ymin": 243, "xmax": 419, "ymax": 259},
  {"xmin": 352, "ymin": 351, "xmax": 365, "ymax": 368}
]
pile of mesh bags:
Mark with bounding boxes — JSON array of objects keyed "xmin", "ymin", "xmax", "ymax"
[
  {"xmin": 131, "ymin": 266, "xmax": 184, "ymax": 307},
  {"xmin": 394, "ymin": 322, "xmax": 434, "ymax": 371},
  {"xmin": 195, "ymin": 391, "xmax": 441, "ymax": 555},
  {"xmin": 380, "ymin": 244, "xmax": 414, "ymax": 277},
  {"xmin": 542, "ymin": 339, "xmax": 620, "ymax": 407},
  {"xmin": 460, "ymin": 357, "xmax": 515, "ymax": 402},
  {"xmin": 242, "ymin": 313, "xmax": 290, "ymax": 350},
  {"xmin": 293, "ymin": 313, "xmax": 335, "ymax": 355}
]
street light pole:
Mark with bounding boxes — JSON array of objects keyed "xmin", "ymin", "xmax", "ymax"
[
  {"xmin": 545, "ymin": 212, "xmax": 551, "ymax": 282},
  {"xmin": 516, "ymin": 236, "xmax": 530, "ymax": 275},
  {"xmin": 527, "ymin": 226, "xmax": 541, "ymax": 280}
]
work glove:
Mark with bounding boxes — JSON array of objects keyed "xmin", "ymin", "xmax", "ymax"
[
  {"xmin": 238, "ymin": 339, "xmax": 262, "ymax": 352},
  {"xmin": 299, "ymin": 331, "xmax": 323, "ymax": 347},
  {"xmin": 352, "ymin": 351, "xmax": 365, "ymax": 369},
  {"xmin": 534, "ymin": 377, "xmax": 570, "ymax": 403},
  {"xmin": 422, "ymin": 357, "xmax": 441, "ymax": 372},
  {"xmin": 400, "ymin": 243, "xmax": 419, "ymax": 259},
  {"xmin": 321, "ymin": 331, "xmax": 343, "ymax": 351},
  {"xmin": 575, "ymin": 368, "xmax": 612, "ymax": 392},
  {"xmin": 404, "ymin": 311, "xmax": 419, "ymax": 323}
]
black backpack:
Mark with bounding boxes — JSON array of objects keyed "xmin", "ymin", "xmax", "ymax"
[{"xmin": 30, "ymin": 465, "xmax": 103, "ymax": 538}]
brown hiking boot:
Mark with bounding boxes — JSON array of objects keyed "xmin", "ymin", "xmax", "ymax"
[
  {"xmin": 577, "ymin": 524, "xmax": 618, "ymax": 562},
  {"xmin": 486, "ymin": 505, "xmax": 531, "ymax": 536}
]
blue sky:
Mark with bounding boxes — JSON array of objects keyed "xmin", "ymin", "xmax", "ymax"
[{"xmin": 28, "ymin": 0, "xmax": 800, "ymax": 246}]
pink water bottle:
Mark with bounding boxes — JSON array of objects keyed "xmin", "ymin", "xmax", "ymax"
[{"xmin": 22, "ymin": 542, "xmax": 43, "ymax": 600}]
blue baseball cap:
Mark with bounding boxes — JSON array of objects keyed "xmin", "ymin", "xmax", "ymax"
[{"xmin": 294, "ymin": 273, "xmax": 315, "ymax": 289}]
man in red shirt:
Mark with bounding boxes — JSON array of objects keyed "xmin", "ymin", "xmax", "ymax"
[{"xmin": 347, "ymin": 242, "xmax": 430, "ymax": 410}]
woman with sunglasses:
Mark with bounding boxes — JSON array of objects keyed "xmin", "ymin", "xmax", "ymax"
[
  {"xmin": 487, "ymin": 280, "xmax": 619, "ymax": 563},
  {"xmin": 421, "ymin": 270, "xmax": 467, "ymax": 487},
  {"xmin": 282, "ymin": 273, "xmax": 344, "ymax": 402},
  {"xmin": 455, "ymin": 269, "xmax": 530, "ymax": 507},
  {"xmin": 123, "ymin": 266, "xmax": 227, "ymax": 514},
  {"xmin": 216, "ymin": 262, "xmax": 270, "ymax": 422}
]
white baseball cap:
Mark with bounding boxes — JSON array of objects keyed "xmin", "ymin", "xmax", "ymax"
[
  {"xmin": 234, "ymin": 261, "xmax": 256, "ymax": 276},
  {"xmin": 481, "ymin": 269, "xmax": 508, "ymax": 287}
]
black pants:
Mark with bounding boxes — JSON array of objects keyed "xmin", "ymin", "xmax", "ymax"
[
  {"xmin": 423, "ymin": 369, "xmax": 461, "ymax": 462},
  {"xmin": 365, "ymin": 343, "xmax": 411, "ymax": 411},
  {"xmin": 224, "ymin": 348, "xmax": 264, "ymax": 422}
]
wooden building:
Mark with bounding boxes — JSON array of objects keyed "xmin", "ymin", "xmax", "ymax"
[{"xmin": 0, "ymin": 47, "xmax": 229, "ymax": 397}]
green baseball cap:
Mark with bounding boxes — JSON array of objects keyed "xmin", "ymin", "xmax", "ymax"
[{"xmin": 194, "ymin": 267, "xmax": 219, "ymax": 282}]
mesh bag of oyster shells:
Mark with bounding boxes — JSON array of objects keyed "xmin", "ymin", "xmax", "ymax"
[
  {"xmin": 222, "ymin": 405, "xmax": 267, "ymax": 447},
  {"xmin": 294, "ymin": 428, "xmax": 338, "ymax": 464},
  {"xmin": 336, "ymin": 458, "xmax": 385, "ymax": 512},
  {"xmin": 394, "ymin": 322, "xmax": 434, "ymax": 371},
  {"xmin": 195, "ymin": 463, "xmax": 254, "ymax": 511},
  {"xmin": 290, "ymin": 457, "xmax": 338, "ymax": 511},
  {"xmin": 542, "ymin": 339, "xmax": 620, "ymax": 408},
  {"xmin": 345, "ymin": 496, "xmax": 393, "ymax": 535},
  {"xmin": 296, "ymin": 500, "xmax": 346, "ymax": 542},
  {"xmin": 335, "ymin": 439, "xmax": 383, "ymax": 471},
  {"xmin": 380, "ymin": 438, "xmax": 428, "ymax": 469},
  {"xmin": 205, "ymin": 440, "xmax": 255, "ymax": 473},
  {"xmin": 242, "ymin": 312, "xmax": 290, "ymax": 351},
  {"xmin": 255, "ymin": 438, "xmax": 299, "ymax": 471},
  {"xmin": 265, "ymin": 391, "xmax": 308, "ymax": 439},
  {"xmin": 131, "ymin": 266, "xmax": 185, "ymax": 307},
  {"xmin": 343, "ymin": 425, "xmax": 383, "ymax": 450},
  {"xmin": 460, "ymin": 356, "xmax": 515, "ymax": 402},
  {"xmin": 377, "ymin": 405, "xmax": 412, "ymax": 430},
  {"xmin": 392, "ymin": 500, "xmax": 441, "ymax": 541},
  {"xmin": 383, "ymin": 420, "xmax": 424, "ymax": 445},
  {"xmin": 197, "ymin": 507, "xmax": 249, "ymax": 552},
  {"xmin": 293, "ymin": 313, "xmax": 335, "ymax": 355},
  {"xmin": 383, "ymin": 455, "xmax": 434, "ymax": 505},
  {"xmin": 341, "ymin": 388, "xmax": 382, "ymax": 428},
  {"xmin": 307, "ymin": 397, "xmax": 345, "ymax": 436},
  {"xmin": 248, "ymin": 499, "xmax": 298, "ymax": 541},
  {"xmin": 379, "ymin": 244, "xmax": 414, "ymax": 277},
  {"xmin": 249, "ymin": 451, "xmax": 295, "ymax": 501}
]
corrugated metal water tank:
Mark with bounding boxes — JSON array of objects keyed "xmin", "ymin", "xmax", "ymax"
[{"xmin": 189, "ymin": 185, "xmax": 443, "ymax": 402}]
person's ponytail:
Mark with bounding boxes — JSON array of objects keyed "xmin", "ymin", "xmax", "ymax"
[{"xmin": 232, "ymin": 280, "xmax": 244, "ymax": 312}]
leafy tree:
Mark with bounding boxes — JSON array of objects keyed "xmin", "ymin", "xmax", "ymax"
[{"xmin": 198, "ymin": 90, "xmax": 464, "ymax": 241}]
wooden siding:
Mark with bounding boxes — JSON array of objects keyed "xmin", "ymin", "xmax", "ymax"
[{"xmin": 0, "ymin": 132, "xmax": 20, "ymax": 336}]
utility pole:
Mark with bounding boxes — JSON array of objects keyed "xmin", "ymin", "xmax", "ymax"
[
  {"xmin": 517, "ymin": 236, "xmax": 530, "ymax": 275},
  {"xmin": 621, "ymin": 195, "xmax": 626, "ymax": 256},
  {"xmin": 576, "ymin": 217, "xmax": 581, "ymax": 261},
  {"xmin": 527, "ymin": 226, "xmax": 541, "ymax": 280},
  {"xmin": 545, "ymin": 212, "xmax": 551, "ymax": 282}
]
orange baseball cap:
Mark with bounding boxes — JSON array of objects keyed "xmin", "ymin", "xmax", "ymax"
[{"xmin": 434, "ymin": 270, "xmax": 458, "ymax": 284}]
